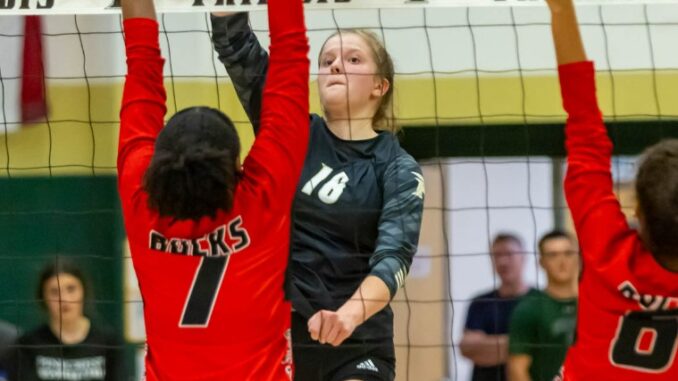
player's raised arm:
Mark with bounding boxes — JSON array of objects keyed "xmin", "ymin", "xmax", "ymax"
[
  {"xmin": 121, "ymin": 0, "xmax": 156, "ymax": 20},
  {"xmin": 239, "ymin": 0, "xmax": 309, "ymax": 210},
  {"xmin": 118, "ymin": 0, "xmax": 166, "ymax": 203},
  {"xmin": 549, "ymin": 0, "xmax": 628, "ymax": 265},
  {"xmin": 547, "ymin": 0, "xmax": 585, "ymax": 65},
  {"xmin": 211, "ymin": 12, "xmax": 268, "ymax": 134}
]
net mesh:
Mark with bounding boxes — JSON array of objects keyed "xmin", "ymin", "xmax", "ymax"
[{"xmin": 1, "ymin": 2, "xmax": 678, "ymax": 380}]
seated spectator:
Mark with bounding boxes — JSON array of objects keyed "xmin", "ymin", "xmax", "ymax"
[
  {"xmin": 460, "ymin": 233, "xmax": 537, "ymax": 381},
  {"xmin": 5, "ymin": 260, "xmax": 124, "ymax": 381},
  {"xmin": 508, "ymin": 230, "xmax": 579, "ymax": 381},
  {"xmin": 0, "ymin": 320, "xmax": 18, "ymax": 381}
]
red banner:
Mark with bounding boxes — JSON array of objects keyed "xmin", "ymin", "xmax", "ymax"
[{"xmin": 21, "ymin": 15, "xmax": 47, "ymax": 124}]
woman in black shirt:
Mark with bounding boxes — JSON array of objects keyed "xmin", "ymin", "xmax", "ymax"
[{"xmin": 6, "ymin": 261, "xmax": 123, "ymax": 381}]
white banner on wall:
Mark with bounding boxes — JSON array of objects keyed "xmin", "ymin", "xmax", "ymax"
[{"xmin": 1, "ymin": 0, "xmax": 677, "ymax": 15}]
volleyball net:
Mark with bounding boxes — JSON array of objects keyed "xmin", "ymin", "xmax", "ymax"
[{"xmin": 1, "ymin": 1, "xmax": 678, "ymax": 380}]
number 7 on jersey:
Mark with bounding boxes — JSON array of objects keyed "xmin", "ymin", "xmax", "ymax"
[{"xmin": 180, "ymin": 256, "xmax": 230, "ymax": 327}]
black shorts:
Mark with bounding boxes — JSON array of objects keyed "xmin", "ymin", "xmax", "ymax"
[{"xmin": 292, "ymin": 312, "xmax": 395, "ymax": 381}]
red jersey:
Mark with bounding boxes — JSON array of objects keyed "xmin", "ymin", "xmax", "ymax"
[
  {"xmin": 560, "ymin": 61, "xmax": 678, "ymax": 380},
  {"xmin": 117, "ymin": 2, "xmax": 309, "ymax": 379}
]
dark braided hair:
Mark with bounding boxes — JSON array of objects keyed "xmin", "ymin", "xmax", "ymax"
[
  {"xmin": 144, "ymin": 107, "xmax": 241, "ymax": 221},
  {"xmin": 635, "ymin": 139, "xmax": 678, "ymax": 259}
]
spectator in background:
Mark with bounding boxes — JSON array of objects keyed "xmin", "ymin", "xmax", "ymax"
[
  {"xmin": 4, "ymin": 260, "xmax": 124, "ymax": 381},
  {"xmin": 0, "ymin": 320, "xmax": 18, "ymax": 381},
  {"xmin": 508, "ymin": 230, "xmax": 579, "ymax": 381},
  {"xmin": 460, "ymin": 233, "xmax": 536, "ymax": 381}
]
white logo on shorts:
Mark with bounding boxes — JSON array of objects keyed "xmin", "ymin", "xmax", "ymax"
[{"xmin": 356, "ymin": 359, "xmax": 379, "ymax": 373}]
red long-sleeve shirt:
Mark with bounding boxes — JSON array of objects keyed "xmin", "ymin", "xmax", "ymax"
[
  {"xmin": 560, "ymin": 61, "xmax": 678, "ymax": 381},
  {"xmin": 116, "ymin": 2, "xmax": 309, "ymax": 379}
]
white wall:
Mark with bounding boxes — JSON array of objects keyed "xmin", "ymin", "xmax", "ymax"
[
  {"xmin": 445, "ymin": 155, "xmax": 640, "ymax": 381},
  {"xmin": 446, "ymin": 158, "xmax": 553, "ymax": 381}
]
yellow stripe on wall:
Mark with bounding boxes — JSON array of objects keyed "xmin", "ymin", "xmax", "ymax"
[{"xmin": 2, "ymin": 70, "xmax": 677, "ymax": 177}]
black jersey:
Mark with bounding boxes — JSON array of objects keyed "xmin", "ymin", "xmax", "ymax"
[
  {"xmin": 212, "ymin": 13, "xmax": 425, "ymax": 341},
  {"xmin": 292, "ymin": 115, "xmax": 423, "ymax": 339},
  {"xmin": 5, "ymin": 324, "xmax": 123, "ymax": 381}
]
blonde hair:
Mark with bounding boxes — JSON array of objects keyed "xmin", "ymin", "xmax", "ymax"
[{"xmin": 319, "ymin": 29, "xmax": 398, "ymax": 133}]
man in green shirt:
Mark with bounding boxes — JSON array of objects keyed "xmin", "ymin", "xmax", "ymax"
[{"xmin": 508, "ymin": 230, "xmax": 579, "ymax": 381}]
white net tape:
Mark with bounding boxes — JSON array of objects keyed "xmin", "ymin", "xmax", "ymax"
[{"xmin": 1, "ymin": 0, "xmax": 678, "ymax": 15}]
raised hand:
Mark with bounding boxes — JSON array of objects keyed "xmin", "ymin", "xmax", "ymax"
[
  {"xmin": 121, "ymin": 0, "xmax": 156, "ymax": 20},
  {"xmin": 545, "ymin": 0, "xmax": 575, "ymax": 13},
  {"xmin": 212, "ymin": 11, "xmax": 239, "ymax": 17},
  {"xmin": 546, "ymin": 0, "xmax": 586, "ymax": 65}
]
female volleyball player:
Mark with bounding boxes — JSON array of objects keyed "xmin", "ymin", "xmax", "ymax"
[
  {"xmin": 118, "ymin": 0, "xmax": 309, "ymax": 379},
  {"xmin": 5, "ymin": 261, "xmax": 123, "ymax": 381},
  {"xmin": 211, "ymin": 13, "xmax": 425, "ymax": 381},
  {"xmin": 548, "ymin": 0, "xmax": 678, "ymax": 379}
]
